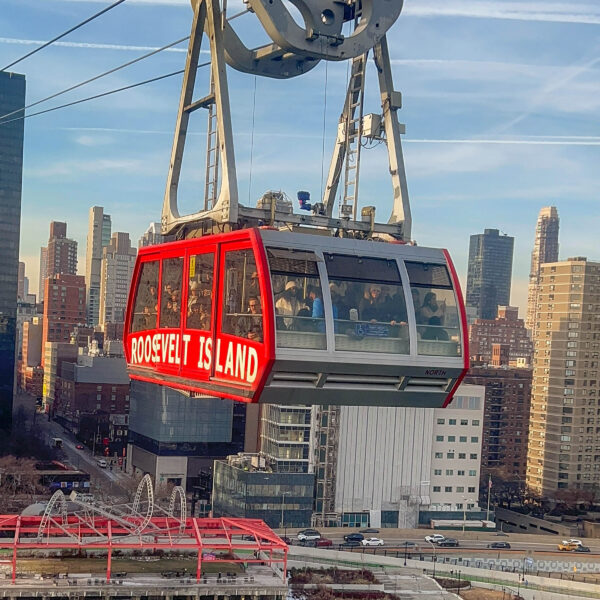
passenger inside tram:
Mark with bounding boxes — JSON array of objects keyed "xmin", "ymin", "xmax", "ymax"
[
  {"xmin": 186, "ymin": 254, "xmax": 214, "ymax": 331},
  {"xmin": 267, "ymin": 248, "xmax": 326, "ymax": 349},
  {"xmin": 160, "ymin": 258, "xmax": 183, "ymax": 329},
  {"xmin": 275, "ymin": 281, "xmax": 302, "ymax": 329},
  {"xmin": 236, "ymin": 296, "xmax": 263, "ymax": 340},
  {"xmin": 131, "ymin": 261, "xmax": 159, "ymax": 333},
  {"xmin": 221, "ymin": 249, "xmax": 264, "ymax": 342},
  {"xmin": 405, "ymin": 261, "xmax": 461, "ymax": 356}
]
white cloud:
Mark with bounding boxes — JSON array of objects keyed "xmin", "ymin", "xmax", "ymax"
[
  {"xmin": 74, "ymin": 133, "xmax": 114, "ymax": 146},
  {"xmin": 26, "ymin": 157, "xmax": 155, "ymax": 178},
  {"xmin": 403, "ymin": 1, "xmax": 600, "ymax": 25},
  {"xmin": 0, "ymin": 36, "xmax": 189, "ymax": 52}
]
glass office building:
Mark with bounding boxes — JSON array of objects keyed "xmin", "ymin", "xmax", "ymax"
[
  {"xmin": 213, "ymin": 456, "xmax": 315, "ymax": 528},
  {"xmin": 466, "ymin": 228, "xmax": 514, "ymax": 320},
  {"xmin": 0, "ymin": 71, "xmax": 26, "ymax": 430}
]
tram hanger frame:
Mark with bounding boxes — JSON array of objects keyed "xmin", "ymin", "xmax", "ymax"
[{"xmin": 161, "ymin": 0, "xmax": 411, "ymax": 242}]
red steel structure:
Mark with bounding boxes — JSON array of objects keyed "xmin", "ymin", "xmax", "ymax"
[{"xmin": 0, "ymin": 515, "xmax": 287, "ymax": 584}]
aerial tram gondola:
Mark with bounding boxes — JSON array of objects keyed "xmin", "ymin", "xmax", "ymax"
[{"xmin": 123, "ymin": 0, "xmax": 469, "ymax": 407}]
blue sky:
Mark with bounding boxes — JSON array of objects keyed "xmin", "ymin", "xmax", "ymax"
[{"xmin": 2, "ymin": 0, "xmax": 599, "ymax": 313}]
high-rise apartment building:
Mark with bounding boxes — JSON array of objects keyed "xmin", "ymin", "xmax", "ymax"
[
  {"xmin": 138, "ymin": 222, "xmax": 166, "ymax": 248},
  {"xmin": 46, "ymin": 221, "xmax": 78, "ymax": 278},
  {"xmin": 85, "ymin": 206, "xmax": 112, "ymax": 327},
  {"xmin": 0, "ymin": 70, "xmax": 26, "ymax": 429},
  {"xmin": 465, "ymin": 348, "xmax": 532, "ymax": 480},
  {"xmin": 526, "ymin": 206, "xmax": 559, "ymax": 334},
  {"xmin": 469, "ymin": 305, "xmax": 533, "ymax": 366},
  {"xmin": 41, "ymin": 273, "xmax": 86, "ymax": 366},
  {"xmin": 466, "ymin": 228, "xmax": 514, "ymax": 320},
  {"xmin": 526, "ymin": 258, "xmax": 600, "ymax": 497},
  {"xmin": 17, "ymin": 261, "xmax": 28, "ymax": 300},
  {"xmin": 259, "ymin": 404, "xmax": 313, "ymax": 474},
  {"xmin": 98, "ymin": 232, "xmax": 136, "ymax": 327},
  {"xmin": 38, "ymin": 247, "xmax": 47, "ymax": 302}
]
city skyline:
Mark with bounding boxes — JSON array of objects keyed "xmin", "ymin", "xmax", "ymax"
[{"xmin": 2, "ymin": 0, "xmax": 599, "ymax": 311}]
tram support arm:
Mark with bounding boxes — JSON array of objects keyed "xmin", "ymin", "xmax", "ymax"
[{"xmin": 373, "ymin": 36, "xmax": 411, "ymax": 241}]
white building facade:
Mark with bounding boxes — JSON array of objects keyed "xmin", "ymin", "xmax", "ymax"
[
  {"xmin": 429, "ymin": 384, "xmax": 484, "ymax": 513},
  {"xmin": 99, "ymin": 232, "xmax": 136, "ymax": 327},
  {"xmin": 313, "ymin": 383, "xmax": 485, "ymax": 528},
  {"xmin": 85, "ymin": 206, "xmax": 112, "ymax": 327}
]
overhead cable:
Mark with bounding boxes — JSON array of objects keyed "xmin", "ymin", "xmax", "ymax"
[
  {"xmin": 1, "ymin": 0, "xmax": 127, "ymax": 72},
  {"xmin": 0, "ymin": 62, "xmax": 211, "ymax": 127},
  {"xmin": 0, "ymin": 36, "xmax": 190, "ymax": 123}
]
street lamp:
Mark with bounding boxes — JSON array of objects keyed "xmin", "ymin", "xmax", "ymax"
[
  {"xmin": 426, "ymin": 539, "xmax": 437, "ymax": 578},
  {"xmin": 462, "ymin": 497, "xmax": 473, "ymax": 533}
]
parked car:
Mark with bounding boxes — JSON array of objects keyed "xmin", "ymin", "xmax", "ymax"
[
  {"xmin": 401, "ymin": 541, "xmax": 417, "ymax": 548},
  {"xmin": 297, "ymin": 529, "xmax": 321, "ymax": 542},
  {"xmin": 344, "ymin": 533, "xmax": 365, "ymax": 543},
  {"xmin": 362, "ymin": 537, "xmax": 384, "ymax": 547},
  {"xmin": 575, "ymin": 545, "xmax": 591, "ymax": 553},
  {"xmin": 315, "ymin": 538, "xmax": 333, "ymax": 548},
  {"xmin": 280, "ymin": 536, "xmax": 292, "ymax": 545},
  {"xmin": 97, "ymin": 459, "xmax": 107, "ymax": 468},
  {"xmin": 360, "ymin": 528, "xmax": 380, "ymax": 534},
  {"xmin": 488, "ymin": 542, "xmax": 511, "ymax": 549},
  {"xmin": 425, "ymin": 534, "xmax": 445, "ymax": 543},
  {"xmin": 562, "ymin": 539, "xmax": 583, "ymax": 547},
  {"xmin": 437, "ymin": 538, "xmax": 459, "ymax": 547},
  {"xmin": 75, "ymin": 444, "xmax": 84, "ymax": 450},
  {"xmin": 558, "ymin": 542, "xmax": 577, "ymax": 551}
]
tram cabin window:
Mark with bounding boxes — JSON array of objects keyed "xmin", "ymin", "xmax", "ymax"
[
  {"xmin": 160, "ymin": 258, "xmax": 183, "ymax": 329},
  {"xmin": 266, "ymin": 248, "xmax": 325, "ymax": 350},
  {"xmin": 222, "ymin": 249, "xmax": 263, "ymax": 342},
  {"xmin": 325, "ymin": 254, "xmax": 409, "ymax": 354},
  {"xmin": 186, "ymin": 253, "xmax": 214, "ymax": 331},
  {"xmin": 405, "ymin": 261, "xmax": 461, "ymax": 357},
  {"xmin": 131, "ymin": 261, "xmax": 159, "ymax": 333}
]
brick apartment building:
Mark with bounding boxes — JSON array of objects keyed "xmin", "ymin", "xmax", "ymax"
[
  {"xmin": 469, "ymin": 305, "xmax": 533, "ymax": 366},
  {"xmin": 465, "ymin": 345, "xmax": 532, "ymax": 481}
]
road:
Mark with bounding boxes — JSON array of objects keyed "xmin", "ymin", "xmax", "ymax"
[
  {"xmin": 15, "ymin": 392, "xmax": 132, "ymax": 500},
  {"xmin": 280, "ymin": 528, "xmax": 600, "ymax": 559}
]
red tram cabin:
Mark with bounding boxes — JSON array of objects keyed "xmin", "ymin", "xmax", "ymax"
[{"xmin": 124, "ymin": 229, "xmax": 468, "ymax": 407}]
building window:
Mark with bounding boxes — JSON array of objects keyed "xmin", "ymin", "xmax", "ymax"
[
  {"xmin": 469, "ymin": 470, "xmax": 477, "ymax": 476},
  {"xmin": 468, "ymin": 487, "xmax": 476, "ymax": 493},
  {"xmin": 448, "ymin": 435, "xmax": 455, "ymax": 442},
  {"xmin": 436, "ymin": 435, "xmax": 444, "ymax": 442},
  {"xmin": 445, "ymin": 469, "xmax": 453, "ymax": 476},
  {"xmin": 437, "ymin": 418, "xmax": 445, "ymax": 424},
  {"xmin": 449, "ymin": 419, "xmax": 456, "ymax": 425},
  {"xmin": 433, "ymin": 486, "xmax": 441, "ymax": 492},
  {"xmin": 471, "ymin": 436, "xmax": 479, "ymax": 443},
  {"xmin": 470, "ymin": 453, "xmax": 478, "ymax": 459},
  {"xmin": 434, "ymin": 469, "xmax": 442, "ymax": 476},
  {"xmin": 460, "ymin": 419, "xmax": 468, "ymax": 425},
  {"xmin": 472, "ymin": 420, "xmax": 479, "ymax": 426},
  {"xmin": 458, "ymin": 453, "xmax": 466, "ymax": 459},
  {"xmin": 435, "ymin": 452, "xmax": 443, "ymax": 459},
  {"xmin": 456, "ymin": 487, "xmax": 464, "ymax": 493},
  {"xmin": 447, "ymin": 452, "xmax": 455, "ymax": 459},
  {"xmin": 459, "ymin": 436, "xmax": 467, "ymax": 442},
  {"xmin": 445, "ymin": 486, "xmax": 452, "ymax": 493}
]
